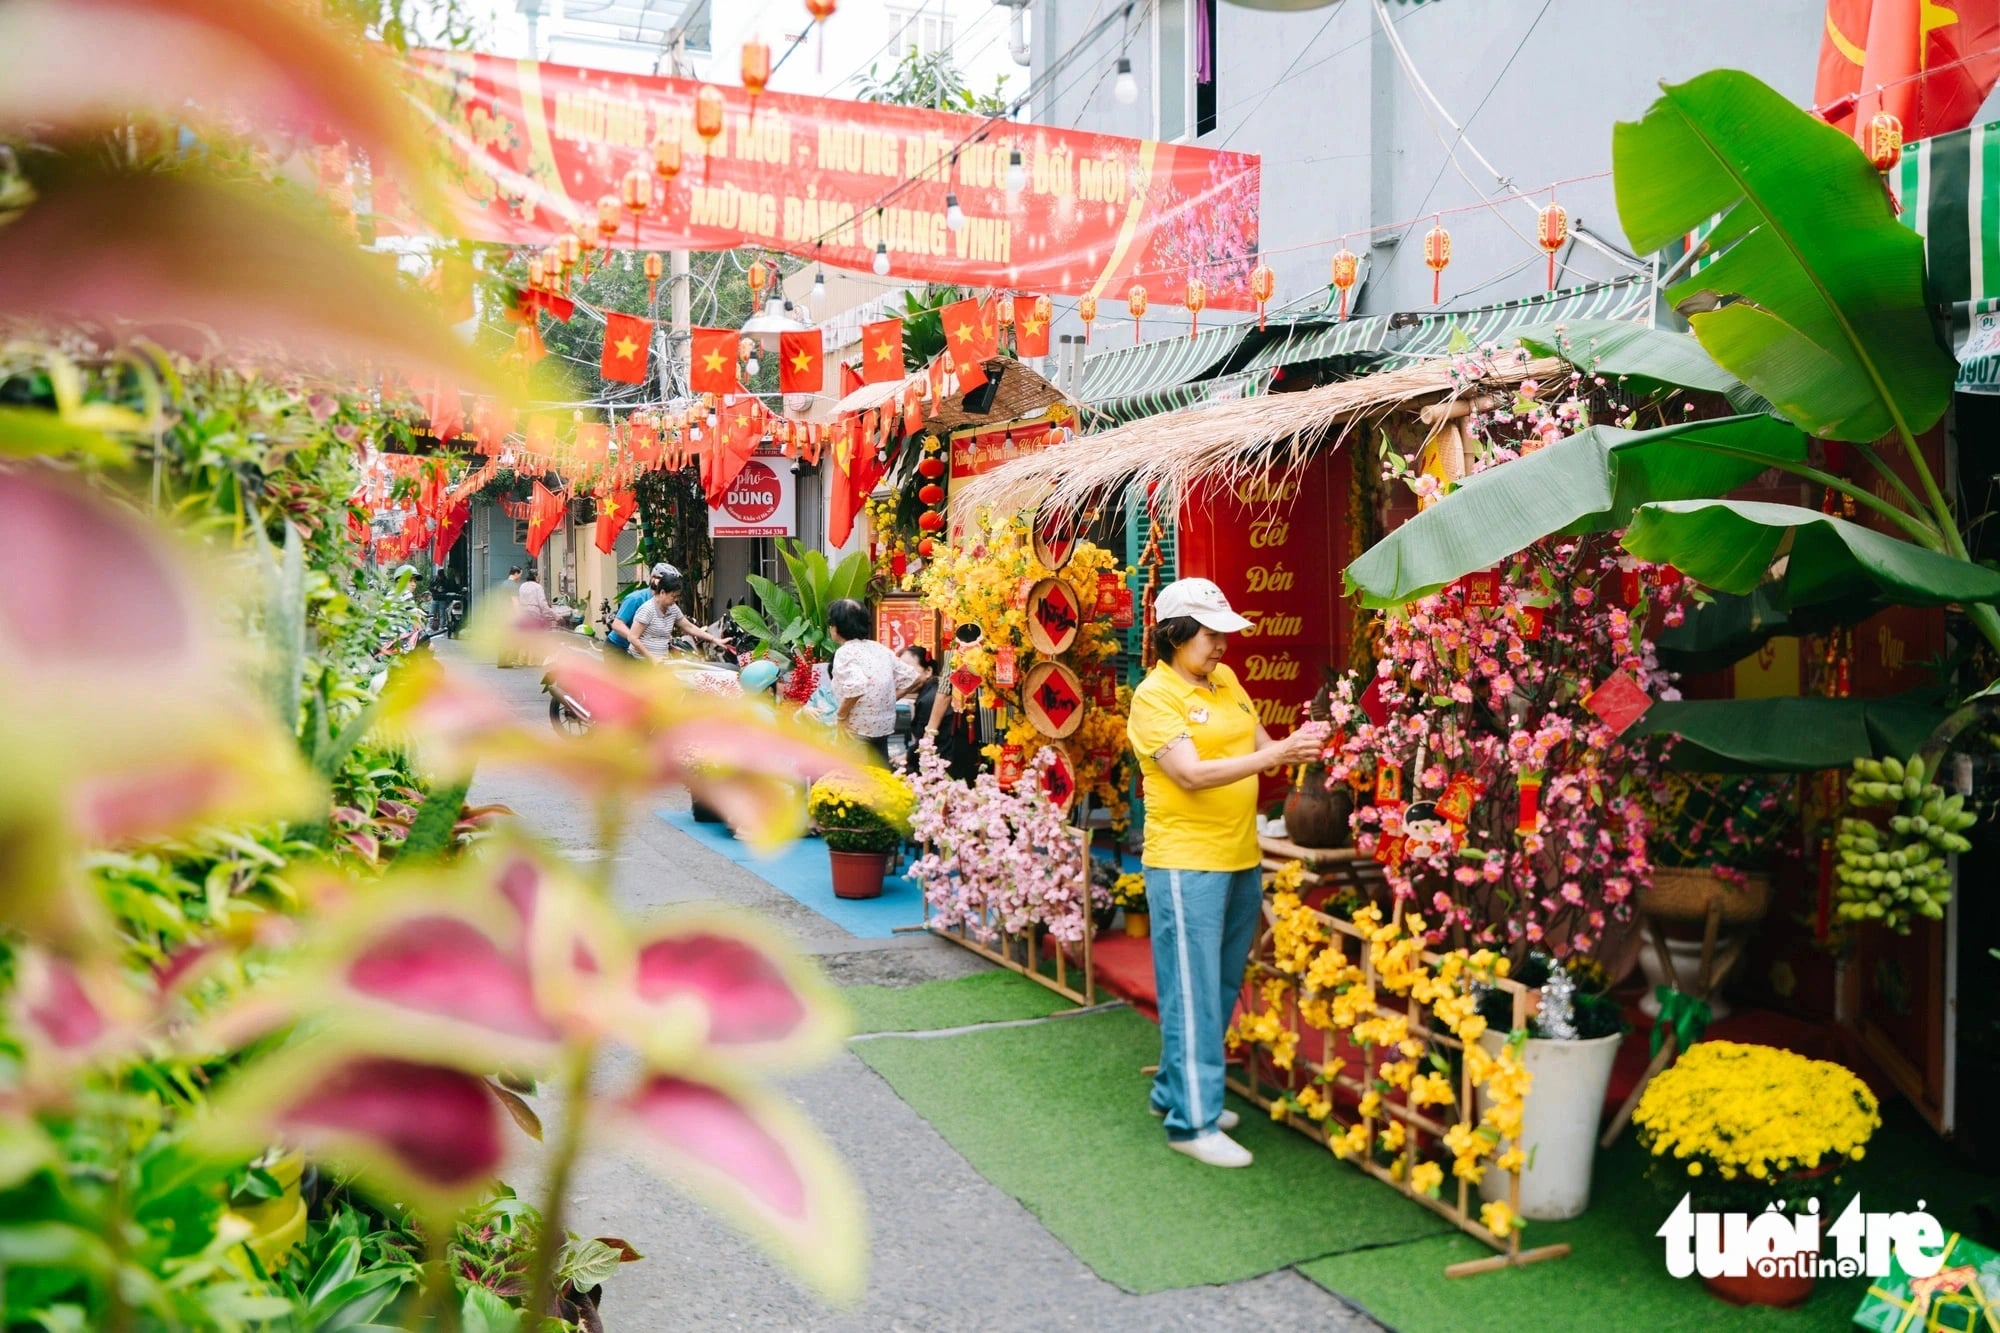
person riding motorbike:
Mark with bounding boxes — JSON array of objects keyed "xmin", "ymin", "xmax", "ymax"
[
  {"xmin": 607, "ymin": 562, "xmax": 678, "ymax": 659},
  {"xmin": 623, "ymin": 570, "xmax": 730, "ymax": 663}
]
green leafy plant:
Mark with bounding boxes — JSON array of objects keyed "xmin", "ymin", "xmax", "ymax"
[{"xmin": 731, "ymin": 537, "xmax": 874, "ymax": 662}]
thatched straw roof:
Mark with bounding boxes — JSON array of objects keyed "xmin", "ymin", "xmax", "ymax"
[
  {"xmin": 951, "ymin": 354, "xmax": 1562, "ymax": 521},
  {"xmin": 829, "ymin": 358, "xmax": 1075, "ymax": 434}
]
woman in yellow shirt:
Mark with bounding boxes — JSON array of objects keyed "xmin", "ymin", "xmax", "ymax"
[{"xmin": 1127, "ymin": 578, "xmax": 1324, "ymax": 1169}]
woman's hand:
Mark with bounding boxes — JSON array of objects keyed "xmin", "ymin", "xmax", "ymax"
[{"xmin": 1265, "ymin": 728, "xmax": 1327, "ymax": 769}]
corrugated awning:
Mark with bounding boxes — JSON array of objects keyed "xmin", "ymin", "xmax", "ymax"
[
  {"xmin": 1078, "ymin": 321, "xmax": 1255, "ymax": 426},
  {"xmin": 1235, "ymin": 275, "xmax": 1652, "ymax": 376}
]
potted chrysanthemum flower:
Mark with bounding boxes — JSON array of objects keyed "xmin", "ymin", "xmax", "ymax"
[{"xmin": 809, "ymin": 769, "xmax": 913, "ymax": 899}]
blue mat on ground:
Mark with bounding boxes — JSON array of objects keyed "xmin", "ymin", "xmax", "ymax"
[{"xmin": 656, "ymin": 810, "xmax": 923, "ymax": 939}]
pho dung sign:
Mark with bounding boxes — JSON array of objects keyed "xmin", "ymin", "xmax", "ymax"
[{"xmin": 709, "ymin": 458, "xmax": 795, "ymax": 538}]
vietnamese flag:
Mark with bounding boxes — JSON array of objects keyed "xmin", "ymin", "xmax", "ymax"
[
  {"xmin": 595, "ymin": 487, "xmax": 637, "ymax": 554},
  {"xmin": 861, "ymin": 318, "xmax": 904, "ymax": 384},
  {"xmin": 526, "ymin": 481, "xmax": 565, "ymax": 558},
  {"xmin": 828, "ymin": 416, "xmax": 885, "ymax": 548},
  {"xmin": 780, "ymin": 328, "xmax": 823, "ymax": 396},
  {"xmin": 840, "ymin": 361, "xmax": 865, "ymax": 399},
  {"xmin": 572, "ymin": 421, "xmax": 611, "ymax": 467},
  {"xmin": 1817, "ymin": 0, "xmax": 2000, "ymax": 140},
  {"xmin": 706, "ymin": 396, "xmax": 766, "ymax": 503},
  {"xmin": 941, "ymin": 297, "xmax": 985, "ymax": 371},
  {"xmin": 601, "ymin": 313, "xmax": 652, "ymax": 384},
  {"xmin": 626, "ymin": 421, "xmax": 662, "ymax": 469},
  {"xmin": 432, "ymin": 498, "xmax": 471, "ymax": 563},
  {"xmin": 1014, "ymin": 295, "xmax": 1051, "ymax": 357},
  {"xmin": 690, "ymin": 326, "xmax": 740, "ymax": 395}
]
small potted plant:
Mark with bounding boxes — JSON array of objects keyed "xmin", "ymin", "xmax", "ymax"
[
  {"xmin": 1112, "ymin": 872, "xmax": 1149, "ymax": 937},
  {"xmin": 809, "ymin": 769, "xmax": 914, "ymax": 900},
  {"xmin": 1633, "ymin": 1040, "xmax": 1880, "ymax": 1308},
  {"xmin": 1472, "ymin": 954, "xmax": 1626, "ymax": 1220},
  {"xmin": 1637, "ymin": 772, "xmax": 1796, "ymax": 1018}
]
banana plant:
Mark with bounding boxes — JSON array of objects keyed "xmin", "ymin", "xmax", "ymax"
[
  {"xmin": 731, "ymin": 538, "xmax": 874, "ymax": 662},
  {"xmin": 1347, "ymin": 68, "xmax": 2000, "ymax": 666}
]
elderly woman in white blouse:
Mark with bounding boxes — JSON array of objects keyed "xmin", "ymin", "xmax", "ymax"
[{"xmin": 827, "ymin": 598, "xmax": 917, "ymax": 766}]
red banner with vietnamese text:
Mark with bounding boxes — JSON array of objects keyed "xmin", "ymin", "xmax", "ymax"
[{"xmin": 394, "ymin": 51, "xmax": 1261, "ymax": 308}]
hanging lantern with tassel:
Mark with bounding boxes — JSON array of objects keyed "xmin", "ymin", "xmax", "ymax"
[
  {"xmin": 694, "ymin": 85, "xmax": 726, "ymax": 180},
  {"xmin": 741, "ymin": 38, "xmax": 772, "ymax": 103},
  {"xmin": 527, "ymin": 257, "xmax": 546, "ymax": 291},
  {"xmin": 620, "ymin": 166, "xmax": 652, "ymax": 252},
  {"xmin": 804, "ymin": 0, "xmax": 835, "ymax": 69},
  {"xmin": 595, "ymin": 193, "xmax": 623, "ymax": 257},
  {"xmin": 1078, "ymin": 293, "xmax": 1097, "ymax": 343},
  {"xmin": 1183, "ymin": 276, "xmax": 1207, "ymax": 336},
  {"xmin": 651, "ymin": 130, "xmax": 683, "ymax": 185},
  {"xmin": 1249, "ymin": 261, "xmax": 1275, "ymax": 329},
  {"xmin": 1032, "ymin": 294, "xmax": 1052, "ymax": 326},
  {"xmin": 1127, "ymin": 284, "xmax": 1148, "ymax": 345},
  {"xmin": 1422, "ymin": 218, "xmax": 1451, "ymax": 305},
  {"xmin": 1864, "ymin": 111, "xmax": 1904, "ymax": 172},
  {"xmin": 996, "ymin": 293, "xmax": 1015, "ymax": 328},
  {"xmin": 1330, "ymin": 245, "xmax": 1358, "ymax": 320},
  {"xmin": 644, "ymin": 252, "xmax": 663, "ymax": 305},
  {"xmin": 747, "ymin": 257, "xmax": 770, "ymax": 307},
  {"xmin": 1535, "ymin": 200, "xmax": 1568, "ymax": 292}
]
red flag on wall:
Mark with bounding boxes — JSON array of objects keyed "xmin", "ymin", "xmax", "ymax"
[
  {"xmin": 779, "ymin": 328, "xmax": 823, "ymax": 396},
  {"xmin": 595, "ymin": 487, "xmax": 637, "ymax": 554},
  {"xmin": 601, "ymin": 313, "xmax": 653, "ymax": 384},
  {"xmin": 526, "ymin": 481, "xmax": 565, "ymax": 558},
  {"xmin": 860, "ymin": 318, "xmax": 904, "ymax": 384},
  {"xmin": 1816, "ymin": 0, "xmax": 2000, "ymax": 139},
  {"xmin": 690, "ymin": 327, "xmax": 740, "ymax": 395}
]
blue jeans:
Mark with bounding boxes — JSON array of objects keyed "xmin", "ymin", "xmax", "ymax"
[{"xmin": 1146, "ymin": 866, "xmax": 1264, "ymax": 1140}]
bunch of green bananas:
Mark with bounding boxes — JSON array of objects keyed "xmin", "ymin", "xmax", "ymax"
[{"xmin": 1834, "ymin": 755, "xmax": 1975, "ymax": 934}]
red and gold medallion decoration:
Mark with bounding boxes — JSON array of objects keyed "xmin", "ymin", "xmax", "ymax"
[
  {"xmin": 1024, "ymin": 578, "xmax": 1083, "ymax": 656},
  {"xmin": 1039, "ymin": 746, "xmax": 1078, "ymax": 815},
  {"xmin": 1021, "ymin": 660, "xmax": 1085, "ymax": 740}
]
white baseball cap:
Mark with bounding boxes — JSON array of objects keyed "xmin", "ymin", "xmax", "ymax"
[{"xmin": 1154, "ymin": 578, "xmax": 1252, "ymax": 633}]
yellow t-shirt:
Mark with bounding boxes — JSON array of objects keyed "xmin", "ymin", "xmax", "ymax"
[{"xmin": 1127, "ymin": 661, "xmax": 1261, "ymax": 872}]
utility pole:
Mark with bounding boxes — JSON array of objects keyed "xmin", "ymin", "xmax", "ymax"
[{"xmin": 667, "ymin": 31, "xmax": 692, "ymax": 406}]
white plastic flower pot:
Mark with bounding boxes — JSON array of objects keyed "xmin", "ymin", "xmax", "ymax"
[{"xmin": 1475, "ymin": 1028, "xmax": 1622, "ymax": 1221}]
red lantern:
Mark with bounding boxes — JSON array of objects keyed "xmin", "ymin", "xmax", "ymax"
[
  {"xmin": 1032, "ymin": 294, "xmax": 1052, "ymax": 324},
  {"xmin": 595, "ymin": 193, "xmax": 623, "ymax": 256},
  {"xmin": 1111, "ymin": 586, "xmax": 1135, "ymax": 629},
  {"xmin": 694, "ymin": 85, "xmax": 726, "ymax": 146},
  {"xmin": 996, "ymin": 293, "xmax": 1015, "ymax": 327},
  {"xmin": 918, "ymin": 537, "xmax": 936, "ymax": 557},
  {"xmin": 806, "ymin": 0, "xmax": 835, "ymax": 16},
  {"xmin": 1127, "ymin": 284, "xmax": 1148, "ymax": 345},
  {"xmin": 917, "ymin": 455, "xmax": 945, "ymax": 479},
  {"xmin": 1330, "ymin": 246, "xmax": 1359, "ymax": 319},
  {"xmin": 1536, "ymin": 201, "xmax": 1568, "ymax": 292},
  {"xmin": 557, "ymin": 233, "xmax": 582, "ymax": 271},
  {"xmin": 644, "ymin": 252, "xmax": 663, "ymax": 304},
  {"xmin": 890, "ymin": 548, "xmax": 907, "ymax": 581},
  {"xmin": 918, "ymin": 510, "xmax": 944, "ymax": 532},
  {"xmin": 1515, "ymin": 775, "xmax": 1543, "ymax": 835},
  {"xmin": 527, "ymin": 257, "xmax": 547, "ymax": 290},
  {"xmin": 1248, "ymin": 261, "xmax": 1275, "ymax": 329},
  {"xmin": 994, "ymin": 645, "xmax": 1018, "ymax": 687},
  {"xmin": 1078, "ymin": 293, "xmax": 1097, "ymax": 343},
  {"xmin": 997, "ymin": 744, "xmax": 1025, "ymax": 790},
  {"xmin": 620, "ymin": 166, "xmax": 652, "ymax": 249},
  {"xmin": 747, "ymin": 257, "xmax": 770, "ymax": 305},
  {"xmin": 1422, "ymin": 220, "xmax": 1451, "ymax": 304},
  {"xmin": 1095, "ymin": 569, "xmax": 1119, "ymax": 616},
  {"xmin": 651, "ymin": 131, "xmax": 683, "ymax": 183},
  {"xmin": 1183, "ymin": 276, "xmax": 1207, "ymax": 335},
  {"xmin": 741, "ymin": 39, "xmax": 772, "ymax": 98},
  {"xmin": 1865, "ymin": 111, "xmax": 1903, "ymax": 172},
  {"xmin": 918, "ymin": 483, "xmax": 944, "ymax": 506}
]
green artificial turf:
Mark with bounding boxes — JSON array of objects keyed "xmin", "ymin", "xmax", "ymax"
[
  {"xmin": 852, "ymin": 1007, "xmax": 1455, "ymax": 1292},
  {"xmin": 1298, "ymin": 1103, "xmax": 1993, "ymax": 1332},
  {"xmin": 841, "ymin": 970, "xmax": 1078, "ymax": 1034}
]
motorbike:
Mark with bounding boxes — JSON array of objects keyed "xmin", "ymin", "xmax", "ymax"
[
  {"xmin": 428, "ymin": 595, "xmax": 465, "ymax": 639},
  {"xmin": 543, "ymin": 629, "xmax": 739, "ymax": 736}
]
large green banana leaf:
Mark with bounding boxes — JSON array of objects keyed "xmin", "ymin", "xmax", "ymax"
[
  {"xmin": 1510, "ymin": 319, "xmax": 1765, "ymax": 413},
  {"xmin": 1651, "ymin": 586, "xmax": 1857, "ymax": 675},
  {"xmin": 1342, "ymin": 414, "xmax": 1805, "ymax": 607},
  {"xmin": 1622, "ymin": 499, "xmax": 2000, "ymax": 607},
  {"xmin": 1613, "ymin": 69, "xmax": 1954, "ymax": 444},
  {"xmin": 1636, "ymin": 692, "xmax": 1951, "ymax": 772}
]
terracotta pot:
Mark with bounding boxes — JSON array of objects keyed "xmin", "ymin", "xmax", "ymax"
[
  {"xmin": 828, "ymin": 848, "xmax": 889, "ymax": 899},
  {"xmin": 1123, "ymin": 910, "xmax": 1150, "ymax": 939},
  {"xmin": 1282, "ymin": 774, "xmax": 1353, "ymax": 849},
  {"xmin": 1702, "ymin": 1267, "xmax": 1814, "ymax": 1309}
]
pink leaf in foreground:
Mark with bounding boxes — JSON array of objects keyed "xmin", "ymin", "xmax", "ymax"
[
  {"xmin": 344, "ymin": 915, "xmax": 562, "ymax": 1047},
  {"xmin": 279, "ymin": 1057, "xmax": 501, "ymax": 1188},
  {"xmin": 602, "ymin": 1073, "xmax": 864, "ymax": 1302},
  {"xmin": 632, "ymin": 928, "xmax": 843, "ymax": 1064},
  {"xmin": 18, "ymin": 954, "xmax": 107, "ymax": 1051}
]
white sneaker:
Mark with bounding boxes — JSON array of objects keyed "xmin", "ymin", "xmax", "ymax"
[
  {"xmin": 1152, "ymin": 1105, "xmax": 1239, "ymax": 1131},
  {"xmin": 1168, "ymin": 1131, "xmax": 1253, "ymax": 1168}
]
